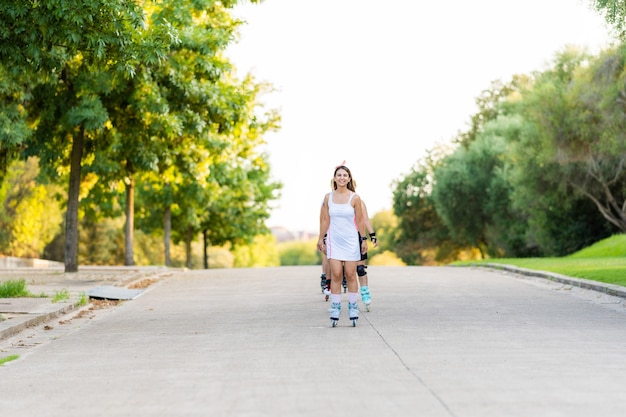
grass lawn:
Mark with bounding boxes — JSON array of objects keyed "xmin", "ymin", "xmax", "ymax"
[
  {"xmin": 455, "ymin": 257, "xmax": 626, "ymax": 287},
  {"xmin": 452, "ymin": 234, "xmax": 626, "ymax": 287}
]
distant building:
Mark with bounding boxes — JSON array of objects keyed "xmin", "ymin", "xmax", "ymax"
[
  {"xmin": 270, "ymin": 227, "xmax": 316, "ymax": 243},
  {"xmin": 271, "ymin": 226, "xmax": 295, "ymax": 242}
]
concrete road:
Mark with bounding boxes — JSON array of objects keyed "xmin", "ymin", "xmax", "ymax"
[{"xmin": 1, "ymin": 265, "xmax": 626, "ymax": 417}]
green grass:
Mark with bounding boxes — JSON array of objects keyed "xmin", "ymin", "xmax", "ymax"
[
  {"xmin": 52, "ymin": 288, "xmax": 70, "ymax": 303},
  {"xmin": 0, "ymin": 279, "xmax": 32, "ymax": 297},
  {"xmin": 568, "ymin": 234, "xmax": 626, "ymax": 258},
  {"xmin": 453, "ymin": 234, "xmax": 626, "ymax": 287},
  {"xmin": 77, "ymin": 292, "xmax": 88, "ymax": 306},
  {"xmin": 0, "ymin": 354, "xmax": 19, "ymax": 366}
]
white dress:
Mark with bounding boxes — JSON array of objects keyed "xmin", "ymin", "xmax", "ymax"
[{"xmin": 326, "ymin": 191, "xmax": 360, "ymax": 261}]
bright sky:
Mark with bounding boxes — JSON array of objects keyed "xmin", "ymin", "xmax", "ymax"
[{"xmin": 226, "ymin": 0, "xmax": 614, "ymax": 233}]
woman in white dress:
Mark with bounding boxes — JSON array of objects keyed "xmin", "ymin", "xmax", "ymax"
[{"xmin": 318, "ymin": 165, "xmax": 367, "ymax": 326}]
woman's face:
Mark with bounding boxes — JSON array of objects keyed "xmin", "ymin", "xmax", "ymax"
[{"xmin": 334, "ymin": 168, "xmax": 350, "ymax": 187}]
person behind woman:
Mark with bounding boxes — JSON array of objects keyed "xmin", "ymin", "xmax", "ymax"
[
  {"xmin": 319, "ymin": 199, "xmax": 330, "ymax": 297},
  {"xmin": 357, "ymin": 199, "xmax": 377, "ymax": 310},
  {"xmin": 318, "ymin": 165, "xmax": 367, "ymax": 326},
  {"xmin": 320, "ymin": 240, "xmax": 330, "ymax": 298}
]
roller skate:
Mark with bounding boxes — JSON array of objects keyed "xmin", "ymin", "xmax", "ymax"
[
  {"xmin": 330, "ymin": 302, "xmax": 341, "ymax": 327},
  {"xmin": 348, "ymin": 302, "xmax": 359, "ymax": 327},
  {"xmin": 323, "ymin": 279, "xmax": 331, "ymax": 301},
  {"xmin": 360, "ymin": 286, "xmax": 371, "ymax": 312},
  {"xmin": 320, "ymin": 273, "xmax": 326, "ymax": 293}
]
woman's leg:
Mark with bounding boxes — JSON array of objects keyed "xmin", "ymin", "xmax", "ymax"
[
  {"xmin": 329, "ymin": 259, "xmax": 344, "ymax": 294},
  {"xmin": 328, "ymin": 259, "xmax": 344, "ymax": 324},
  {"xmin": 343, "ymin": 261, "xmax": 359, "ymax": 321},
  {"xmin": 343, "ymin": 261, "xmax": 358, "ymax": 293}
]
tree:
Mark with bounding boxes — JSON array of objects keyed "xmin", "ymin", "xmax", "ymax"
[
  {"xmin": 392, "ymin": 147, "xmax": 463, "ymax": 265},
  {"xmin": 199, "ymin": 149, "xmax": 281, "ymax": 268},
  {"xmin": 393, "ymin": 44, "xmax": 623, "ymax": 261},
  {"xmin": 590, "ymin": 0, "xmax": 626, "ymax": 39},
  {"xmin": 456, "ymin": 77, "xmax": 524, "ymax": 147},
  {"xmin": 392, "ymin": 78, "xmax": 530, "ymax": 263},
  {"xmin": 564, "ymin": 46, "xmax": 626, "ymax": 231},
  {"xmin": 431, "ymin": 114, "xmax": 540, "ymax": 258},
  {"xmin": 431, "ymin": 136, "xmax": 503, "ymax": 258},
  {"xmin": 518, "ymin": 46, "xmax": 626, "ymax": 233},
  {"xmin": 0, "ymin": 1, "xmax": 174, "ymax": 272},
  {"xmin": 96, "ymin": 0, "xmax": 275, "ymax": 268},
  {"xmin": 26, "ymin": 66, "xmax": 111, "ymax": 272},
  {"xmin": 506, "ymin": 106, "xmax": 616, "ymax": 256},
  {"xmin": 106, "ymin": 0, "xmax": 246, "ymax": 266}
]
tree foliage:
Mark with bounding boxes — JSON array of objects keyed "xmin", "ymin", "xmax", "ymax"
[
  {"xmin": 393, "ymin": 44, "xmax": 622, "ymax": 262},
  {"xmin": 0, "ymin": 0, "xmax": 280, "ymax": 269},
  {"xmin": 590, "ymin": 0, "xmax": 626, "ymax": 39},
  {"xmin": 0, "ymin": 0, "xmax": 176, "ymax": 271},
  {"xmin": 0, "ymin": 158, "xmax": 63, "ymax": 258},
  {"xmin": 517, "ymin": 46, "xmax": 626, "ymax": 232},
  {"xmin": 432, "ymin": 128, "xmax": 513, "ymax": 258},
  {"xmin": 392, "ymin": 147, "xmax": 464, "ymax": 265},
  {"xmin": 369, "ymin": 210, "xmax": 400, "ymax": 255},
  {"xmin": 277, "ymin": 239, "xmax": 319, "ymax": 266},
  {"xmin": 232, "ymin": 234, "xmax": 280, "ymax": 268}
]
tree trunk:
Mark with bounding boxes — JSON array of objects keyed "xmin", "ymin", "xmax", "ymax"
[
  {"xmin": 185, "ymin": 227, "xmax": 193, "ymax": 269},
  {"xmin": 64, "ymin": 125, "xmax": 85, "ymax": 273},
  {"xmin": 203, "ymin": 229, "xmax": 209, "ymax": 269},
  {"xmin": 164, "ymin": 204, "xmax": 171, "ymax": 267},
  {"xmin": 124, "ymin": 167, "xmax": 134, "ymax": 266},
  {"xmin": 578, "ymin": 187, "xmax": 626, "ymax": 232}
]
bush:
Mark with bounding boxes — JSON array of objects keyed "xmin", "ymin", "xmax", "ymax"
[{"xmin": 368, "ymin": 251, "xmax": 406, "ymax": 266}]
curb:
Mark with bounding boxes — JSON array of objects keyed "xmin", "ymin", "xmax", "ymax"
[
  {"xmin": 471, "ymin": 263, "xmax": 626, "ymax": 299},
  {"xmin": 0, "ymin": 301, "xmax": 80, "ymax": 341}
]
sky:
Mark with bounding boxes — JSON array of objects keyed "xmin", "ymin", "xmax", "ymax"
[{"xmin": 225, "ymin": 0, "xmax": 614, "ymax": 234}]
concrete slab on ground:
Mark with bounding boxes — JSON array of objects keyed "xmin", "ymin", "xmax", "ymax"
[
  {"xmin": 0, "ymin": 298, "xmax": 76, "ymax": 340},
  {"xmin": 86, "ymin": 285, "xmax": 145, "ymax": 300}
]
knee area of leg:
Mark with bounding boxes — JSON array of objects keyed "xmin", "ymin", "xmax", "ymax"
[{"xmin": 357, "ymin": 265, "xmax": 367, "ymax": 277}]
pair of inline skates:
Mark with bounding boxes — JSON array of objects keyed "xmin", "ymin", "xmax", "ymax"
[{"xmin": 320, "ymin": 273, "xmax": 370, "ymax": 327}]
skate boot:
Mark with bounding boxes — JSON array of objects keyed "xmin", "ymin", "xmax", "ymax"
[
  {"xmin": 320, "ymin": 273, "xmax": 326, "ymax": 293},
  {"xmin": 360, "ymin": 286, "xmax": 371, "ymax": 312},
  {"xmin": 348, "ymin": 302, "xmax": 359, "ymax": 327},
  {"xmin": 330, "ymin": 302, "xmax": 341, "ymax": 327},
  {"xmin": 323, "ymin": 279, "xmax": 331, "ymax": 301}
]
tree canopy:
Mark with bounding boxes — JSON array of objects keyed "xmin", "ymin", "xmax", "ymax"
[
  {"xmin": 0, "ymin": 0, "xmax": 279, "ymax": 269},
  {"xmin": 392, "ymin": 45, "xmax": 622, "ymax": 263},
  {"xmin": 590, "ymin": 0, "xmax": 626, "ymax": 39}
]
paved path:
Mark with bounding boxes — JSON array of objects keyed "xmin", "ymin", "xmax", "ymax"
[{"xmin": 1, "ymin": 265, "xmax": 626, "ymax": 417}]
